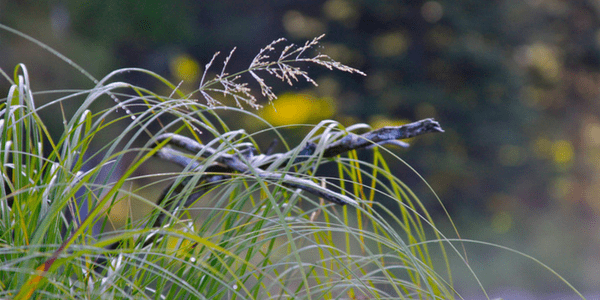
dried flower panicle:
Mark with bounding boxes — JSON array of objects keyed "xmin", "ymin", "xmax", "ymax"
[{"xmin": 198, "ymin": 34, "xmax": 366, "ymax": 109}]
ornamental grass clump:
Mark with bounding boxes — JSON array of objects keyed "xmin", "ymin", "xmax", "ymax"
[{"xmin": 0, "ymin": 24, "xmax": 584, "ymax": 299}]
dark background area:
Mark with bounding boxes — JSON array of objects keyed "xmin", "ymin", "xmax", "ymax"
[{"xmin": 2, "ymin": 0, "xmax": 600, "ymax": 298}]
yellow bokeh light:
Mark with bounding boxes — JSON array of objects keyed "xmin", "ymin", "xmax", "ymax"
[
  {"xmin": 283, "ymin": 10, "xmax": 327, "ymax": 39},
  {"xmin": 323, "ymin": 0, "xmax": 359, "ymax": 24},
  {"xmin": 551, "ymin": 140, "xmax": 574, "ymax": 164},
  {"xmin": 371, "ymin": 31, "xmax": 409, "ymax": 58},
  {"xmin": 421, "ymin": 1, "xmax": 444, "ymax": 23},
  {"xmin": 170, "ymin": 54, "xmax": 200, "ymax": 82},
  {"xmin": 491, "ymin": 211, "xmax": 513, "ymax": 234},
  {"xmin": 583, "ymin": 122, "xmax": 600, "ymax": 146},
  {"xmin": 526, "ymin": 43, "xmax": 562, "ymax": 84}
]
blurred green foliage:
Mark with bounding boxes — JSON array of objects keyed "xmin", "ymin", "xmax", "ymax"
[{"xmin": 2, "ymin": 0, "xmax": 600, "ymax": 295}]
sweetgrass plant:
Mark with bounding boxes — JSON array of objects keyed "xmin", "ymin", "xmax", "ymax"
[{"xmin": 0, "ymin": 25, "xmax": 585, "ymax": 300}]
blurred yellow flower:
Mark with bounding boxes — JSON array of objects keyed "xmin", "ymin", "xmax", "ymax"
[{"xmin": 261, "ymin": 93, "xmax": 336, "ymax": 126}]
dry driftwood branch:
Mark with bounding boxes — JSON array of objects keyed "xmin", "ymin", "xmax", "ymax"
[
  {"xmin": 93, "ymin": 118, "xmax": 443, "ymax": 273},
  {"xmin": 153, "ymin": 118, "xmax": 443, "ymax": 206},
  {"xmin": 154, "ymin": 136, "xmax": 357, "ymax": 206},
  {"xmin": 321, "ymin": 118, "xmax": 443, "ymax": 157}
]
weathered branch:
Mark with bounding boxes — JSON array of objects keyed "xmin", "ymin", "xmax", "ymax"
[
  {"xmin": 152, "ymin": 118, "xmax": 443, "ymax": 207},
  {"xmin": 322, "ymin": 118, "xmax": 444, "ymax": 157},
  {"xmin": 154, "ymin": 138, "xmax": 357, "ymax": 206},
  {"xmin": 94, "ymin": 118, "xmax": 443, "ymax": 273}
]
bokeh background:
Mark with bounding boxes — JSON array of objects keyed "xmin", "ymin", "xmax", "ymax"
[{"xmin": 2, "ymin": 0, "xmax": 600, "ymax": 298}]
